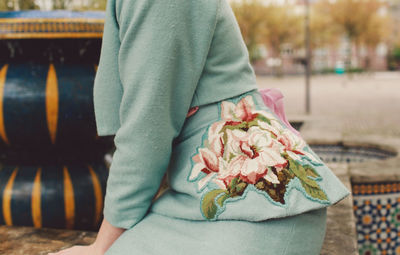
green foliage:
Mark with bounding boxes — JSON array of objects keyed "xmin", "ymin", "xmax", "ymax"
[
  {"xmin": 201, "ymin": 177, "xmax": 248, "ymax": 219},
  {"xmin": 0, "ymin": 0, "xmax": 106, "ymax": 11},
  {"xmin": 254, "ymin": 168, "xmax": 295, "ymax": 204},
  {"xmin": 201, "ymin": 189, "xmax": 227, "ymax": 219},
  {"xmin": 313, "ymin": 67, "xmax": 365, "ymax": 74},
  {"xmin": 346, "ymin": 67, "xmax": 365, "ymax": 73},
  {"xmin": 287, "ymin": 158, "xmax": 328, "ymax": 201},
  {"xmin": 216, "ymin": 193, "xmax": 230, "ymax": 207},
  {"xmin": 0, "ymin": 0, "xmax": 39, "ymax": 11},
  {"xmin": 393, "ymin": 46, "xmax": 400, "ymax": 61},
  {"xmin": 51, "ymin": 0, "xmax": 75, "ymax": 10},
  {"xmin": 73, "ymin": 0, "xmax": 107, "ymax": 11},
  {"xmin": 231, "ymin": 0, "xmax": 303, "ymax": 64},
  {"xmin": 387, "ymin": 46, "xmax": 400, "ymax": 70},
  {"xmin": 304, "ymin": 165, "xmax": 320, "ymax": 178}
]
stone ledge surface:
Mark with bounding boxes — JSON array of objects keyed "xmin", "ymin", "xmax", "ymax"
[
  {"xmin": 0, "ymin": 114, "xmax": 362, "ymax": 255},
  {"xmin": 297, "ymin": 115, "xmax": 359, "ymax": 255},
  {"xmin": 347, "ymin": 136, "xmax": 400, "ymax": 183},
  {"xmin": 321, "ymin": 163, "xmax": 358, "ymax": 255},
  {"xmin": 0, "ymin": 225, "xmax": 96, "ymax": 255}
]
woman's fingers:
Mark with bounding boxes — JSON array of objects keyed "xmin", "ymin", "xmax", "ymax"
[{"xmin": 47, "ymin": 245, "xmax": 93, "ymax": 255}]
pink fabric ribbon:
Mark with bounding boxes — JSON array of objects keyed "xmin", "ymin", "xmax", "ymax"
[{"xmin": 258, "ymin": 88, "xmax": 301, "ymax": 137}]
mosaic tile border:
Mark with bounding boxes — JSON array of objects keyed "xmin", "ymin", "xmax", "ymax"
[
  {"xmin": 309, "ymin": 144, "xmax": 396, "ymax": 163},
  {"xmin": 353, "ymin": 182, "xmax": 400, "ymax": 255},
  {"xmin": 353, "ymin": 183, "xmax": 400, "ymax": 196}
]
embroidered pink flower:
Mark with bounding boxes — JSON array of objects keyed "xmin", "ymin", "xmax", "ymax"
[
  {"xmin": 258, "ymin": 119, "xmax": 321, "ymax": 163},
  {"xmin": 188, "ymin": 94, "xmax": 328, "ymax": 220},
  {"xmin": 218, "ymin": 127, "xmax": 287, "ymax": 185},
  {"xmin": 221, "ymin": 94, "xmax": 258, "ymax": 122},
  {"xmin": 189, "ymin": 96, "xmax": 302, "ymax": 190}
]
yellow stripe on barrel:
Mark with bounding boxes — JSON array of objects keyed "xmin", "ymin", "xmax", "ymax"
[
  {"xmin": 2, "ymin": 167, "xmax": 18, "ymax": 225},
  {"xmin": 0, "ymin": 64, "xmax": 9, "ymax": 145},
  {"xmin": 63, "ymin": 166, "xmax": 75, "ymax": 229},
  {"xmin": 88, "ymin": 165, "xmax": 103, "ymax": 227},
  {"xmin": 45, "ymin": 64, "xmax": 59, "ymax": 144},
  {"xmin": 31, "ymin": 167, "xmax": 42, "ymax": 228}
]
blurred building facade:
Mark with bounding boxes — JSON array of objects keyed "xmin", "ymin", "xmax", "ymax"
[
  {"xmin": 24, "ymin": 0, "xmax": 400, "ymax": 75},
  {"xmin": 248, "ymin": 0, "xmax": 393, "ymax": 75},
  {"xmin": 33, "ymin": 0, "xmax": 102, "ymax": 11}
]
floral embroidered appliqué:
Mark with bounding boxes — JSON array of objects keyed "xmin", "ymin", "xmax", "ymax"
[
  {"xmin": 186, "ymin": 106, "xmax": 199, "ymax": 118},
  {"xmin": 187, "ymin": 94, "xmax": 329, "ymax": 220}
]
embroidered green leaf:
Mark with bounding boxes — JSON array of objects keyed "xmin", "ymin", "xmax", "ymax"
[
  {"xmin": 254, "ymin": 168, "xmax": 294, "ymax": 204},
  {"xmin": 255, "ymin": 181, "xmax": 265, "ymax": 189},
  {"xmin": 228, "ymin": 152, "xmax": 235, "ymax": 162},
  {"xmin": 221, "ymin": 122, "xmax": 248, "ymax": 133},
  {"xmin": 227, "ymin": 177, "xmax": 248, "ymax": 197},
  {"xmin": 216, "ymin": 193, "xmax": 230, "ymax": 207},
  {"xmin": 222, "ymin": 132, "xmax": 228, "ymax": 147},
  {"xmin": 235, "ymin": 183, "xmax": 247, "ymax": 193},
  {"xmin": 247, "ymin": 119, "xmax": 259, "ymax": 128},
  {"xmin": 299, "ymin": 180, "xmax": 328, "ymax": 201},
  {"xmin": 304, "ymin": 165, "xmax": 320, "ymax": 178},
  {"xmin": 202, "ymin": 189, "xmax": 226, "ymax": 219},
  {"xmin": 230, "ymin": 176, "xmax": 239, "ymax": 188},
  {"xmin": 288, "ymin": 158, "xmax": 328, "ymax": 201},
  {"xmin": 288, "ymin": 158, "xmax": 318, "ymax": 187},
  {"xmin": 220, "ymin": 122, "xmax": 249, "ymax": 145},
  {"xmin": 256, "ymin": 114, "xmax": 271, "ymax": 125}
]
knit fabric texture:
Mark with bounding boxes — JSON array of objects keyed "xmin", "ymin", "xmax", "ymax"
[
  {"xmin": 93, "ymin": 0, "xmax": 350, "ymax": 231},
  {"xmin": 93, "ymin": 0, "xmax": 259, "ymax": 229}
]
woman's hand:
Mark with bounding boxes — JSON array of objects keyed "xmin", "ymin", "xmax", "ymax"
[
  {"xmin": 47, "ymin": 217, "xmax": 126, "ymax": 255},
  {"xmin": 47, "ymin": 243, "xmax": 103, "ymax": 255}
]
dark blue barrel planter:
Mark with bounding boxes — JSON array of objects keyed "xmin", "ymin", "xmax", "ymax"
[
  {"xmin": 0, "ymin": 10, "xmax": 113, "ymax": 231},
  {"xmin": 0, "ymin": 161, "xmax": 108, "ymax": 230},
  {"xmin": 0, "ymin": 62, "xmax": 105, "ymax": 151}
]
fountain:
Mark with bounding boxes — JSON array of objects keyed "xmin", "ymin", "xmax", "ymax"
[{"xmin": 0, "ymin": 10, "xmax": 114, "ymax": 231}]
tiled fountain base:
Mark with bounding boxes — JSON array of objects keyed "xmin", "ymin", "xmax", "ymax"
[
  {"xmin": 309, "ymin": 142, "xmax": 398, "ymax": 255},
  {"xmin": 310, "ymin": 143, "xmax": 397, "ymax": 164},
  {"xmin": 353, "ymin": 183, "xmax": 400, "ymax": 255}
]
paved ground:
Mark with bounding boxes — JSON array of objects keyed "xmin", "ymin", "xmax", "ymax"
[
  {"xmin": 256, "ymin": 72, "xmax": 400, "ymax": 254},
  {"xmin": 256, "ymin": 72, "xmax": 400, "ymax": 138}
]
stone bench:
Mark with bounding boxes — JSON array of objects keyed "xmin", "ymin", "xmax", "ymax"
[
  {"xmin": 0, "ymin": 115, "xmax": 360, "ymax": 255},
  {"xmin": 0, "ymin": 198, "xmax": 356, "ymax": 255},
  {"xmin": 0, "ymin": 166, "xmax": 357, "ymax": 255},
  {"xmin": 0, "ymin": 224, "xmax": 96, "ymax": 255}
]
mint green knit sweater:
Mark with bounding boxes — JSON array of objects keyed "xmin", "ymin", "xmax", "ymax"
[{"xmin": 93, "ymin": 0, "xmax": 259, "ymax": 229}]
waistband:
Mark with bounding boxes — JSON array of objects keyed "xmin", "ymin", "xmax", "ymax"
[
  {"xmin": 183, "ymin": 88, "xmax": 300, "ymax": 139},
  {"xmin": 177, "ymin": 89, "xmax": 261, "ymax": 143}
]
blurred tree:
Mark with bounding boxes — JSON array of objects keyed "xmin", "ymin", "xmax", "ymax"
[
  {"xmin": 0, "ymin": 1, "xmax": 9, "ymax": 10},
  {"xmin": 360, "ymin": 13, "xmax": 391, "ymax": 70},
  {"xmin": 230, "ymin": 0, "xmax": 267, "ymax": 63},
  {"xmin": 71, "ymin": 0, "xmax": 107, "ymax": 11},
  {"xmin": 52, "ymin": 0, "xmax": 72, "ymax": 9},
  {"xmin": 88, "ymin": 0, "xmax": 106, "ymax": 10},
  {"xmin": 0, "ymin": 0, "xmax": 39, "ymax": 10},
  {"xmin": 260, "ymin": 5, "xmax": 303, "ymax": 58},
  {"xmin": 231, "ymin": 0, "xmax": 302, "ymax": 76},
  {"xmin": 318, "ymin": 0, "xmax": 389, "ymax": 71},
  {"xmin": 259, "ymin": 4, "xmax": 302, "ymax": 76},
  {"xmin": 310, "ymin": 2, "xmax": 341, "ymax": 50}
]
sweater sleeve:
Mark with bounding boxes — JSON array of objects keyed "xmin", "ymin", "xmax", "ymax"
[
  {"xmin": 92, "ymin": 0, "xmax": 122, "ymax": 136},
  {"xmin": 94, "ymin": 0, "xmax": 220, "ymax": 229}
]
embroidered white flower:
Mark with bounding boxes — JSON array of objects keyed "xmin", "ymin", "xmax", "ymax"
[{"xmin": 188, "ymin": 95, "xmax": 328, "ymax": 220}]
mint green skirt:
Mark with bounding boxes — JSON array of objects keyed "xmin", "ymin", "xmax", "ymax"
[
  {"xmin": 102, "ymin": 88, "xmax": 346, "ymax": 254},
  {"xmin": 105, "ymin": 208, "xmax": 327, "ymax": 255}
]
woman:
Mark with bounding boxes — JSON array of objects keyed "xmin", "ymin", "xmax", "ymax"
[{"xmin": 48, "ymin": 0, "xmax": 350, "ymax": 254}]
